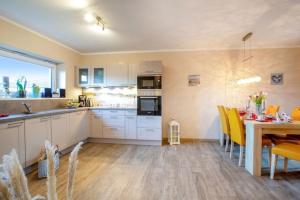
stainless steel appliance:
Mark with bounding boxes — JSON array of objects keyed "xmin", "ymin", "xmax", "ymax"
[
  {"xmin": 137, "ymin": 75, "xmax": 162, "ymax": 89},
  {"xmin": 137, "ymin": 96, "xmax": 161, "ymax": 116}
]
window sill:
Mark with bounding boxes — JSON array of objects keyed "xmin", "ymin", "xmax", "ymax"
[{"xmin": 0, "ymin": 98, "xmax": 71, "ymax": 101}]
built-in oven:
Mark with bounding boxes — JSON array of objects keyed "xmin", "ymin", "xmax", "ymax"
[
  {"xmin": 137, "ymin": 75, "xmax": 162, "ymax": 89},
  {"xmin": 137, "ymin": 96, "xmax": 161, "ymax": 116}
]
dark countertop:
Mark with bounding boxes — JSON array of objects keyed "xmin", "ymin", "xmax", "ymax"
[{"xmin": 0, "ymin": 107, "xmax": 137, "ymax": 124}]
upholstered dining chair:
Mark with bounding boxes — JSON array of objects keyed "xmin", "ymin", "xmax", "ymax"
[
  {"xmin": 265, "ymin": 105, "xmax": 280, "ymax": 117},
  {"xmin": 227, "ymin": 108, "xmax": 272, "ymax": 167},
  {"xmin": 217, "ymin": 105, "xmax": 231, "ymax": 152},
  {"xmin": 270, "ymin": 143, "xmax": 300, "ymax": 179}
]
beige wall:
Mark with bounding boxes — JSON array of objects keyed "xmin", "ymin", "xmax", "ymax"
[
  {"xmin": 1, "ymin": 17, "xmax": 300, "ymax": 139},
  {"xmin": 0, "ymin": 17, "xmax": 82, "ymax": 99},
  {"xmin": 81, "ymin": 48, "xmax": 300, "ymax": 139}
]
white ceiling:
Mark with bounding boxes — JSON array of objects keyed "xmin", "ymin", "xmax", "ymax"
[{"xmin": 0, "ymin": 0, "xmax": 300, "ymax": 53}]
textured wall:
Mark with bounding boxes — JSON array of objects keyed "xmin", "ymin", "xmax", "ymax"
[{"xmin": 80, "ymin": 48, "xmax": 300, "ymax": 139}]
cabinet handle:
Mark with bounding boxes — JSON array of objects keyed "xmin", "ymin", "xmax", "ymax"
[
  {"xmin": 7, "ymin": 122, "xmax": 23, "ymax": 129},
  {"xmin": 146, "ymin": 129, "xmax": 154, "ymax": 132},
  {"xmin": 109, "ymin": 110, "xmax": 118, "ymax": 113},
  {"xmin": 126, "ymin": 116, "xmax": 135, "ymax": 119},
  {"xmin": 110, "ymin": 128, "xmax": 118, "ymax": 131},
  {"xmin": 145, "ymin": 117, "xmax": 154, "ymax": 120},
  {"xmin": 110, "ymin": 116, "xmax": 118, "ymax": 119},
  {"xmin": 40, "ymin": 117, "xmax": 50, "ymax": 122},
  {"xmin": 52, "ymin": 115, "xmax": 61, "ymax": 120}
]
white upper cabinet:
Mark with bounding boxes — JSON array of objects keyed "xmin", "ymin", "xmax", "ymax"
[
  {"xmin": 25, "ymin": 117, "xmax": 52, "ymax": 166},
  {"xmin": 106, "ymin": 64, "xmax": 128, "ymax": 86},
  {"xmin": 77, "ymin": 66, "xmax": 90, "ymax": 87},
  {"xmin": 128, "ymin": 64, "xmax": 138, "ymax": 85},
  {"xmin": 91, "ymin": 66, "xmax": 106, "ymax": 86},
  {"xmin": 0, "ymin": 121, "xmax": 25, "ymax": 167},
  {"xmin": 138, "ymin": 61, "xmax": 162, "ymax": 75}
]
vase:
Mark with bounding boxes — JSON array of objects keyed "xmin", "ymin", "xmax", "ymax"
[
  {"xmin": 18, "ymin": 90, "xmax": 26, "ymax": 98},
  {"xmin": 255, "ymin": 104, "xmax": 263, "ymax": 115}
]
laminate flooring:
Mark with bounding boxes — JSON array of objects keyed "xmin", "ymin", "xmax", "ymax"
[{"xmin": 27, "ymin": 141, "xmax": 300, "ymax": 200}]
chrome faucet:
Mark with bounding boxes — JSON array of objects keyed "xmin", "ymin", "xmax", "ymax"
[{"xmin": 22, "ymin": 102, "xmax": 32, "ymax": 114}]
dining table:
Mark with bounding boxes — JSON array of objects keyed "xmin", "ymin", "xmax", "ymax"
[{"xmin": 244, "ymin": 120, "xmax": 300, "ymax": 176}]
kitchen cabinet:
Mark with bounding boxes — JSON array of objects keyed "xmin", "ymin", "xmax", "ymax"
[
  {"xmin": 91, "ymin": 66, "xmax": 106, "ymax": 86},
  {"xmin": 106, "ymin": 64, "xmax": 128, "ymax": 86},
  {"xmin": 69, "ymin": 111, "xmax": 88, "ymax": 145},
  {"xmin": 137, "ymin": 116, "xmax": 162, "ymax": 141},
  {"xmin": 128, "ymin": 64, "xmax": 138, "ymax": 85},
  {"xmin": 102, "ymin": 109, "xmax": 125, "ymax": 139},
  {"xmin": 90, "ymin": 114, "xmax": 103, "ymax": 138},
  {"xmin": 77, "ymin": 66, "xmax": 90, "ymax": 87},
  {"xmin": 103, "ymin": 127, "xmax": 124, "ymax": 139},
  {"xmin": 51, "ymin": 114, "xmax": 70, "ymax": 150},
  {"xmin": 0, "ymin": 121, "xmax": 25, "ymax": 167},
  {"xmin": 25, "ymin": 117, "xmax": 51, "ymax": 166},
  {"xmin": 125, "ymin": 115, "xmax": 137, "ymax": 139},
  {"xmin": 138, "ymin": 61, "xmax": 162, "ymax": 75}
]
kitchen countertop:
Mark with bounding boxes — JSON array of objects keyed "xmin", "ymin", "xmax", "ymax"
[{"xmin": 0, "ymin": 107, "xmax": 137, "ymax": 124}]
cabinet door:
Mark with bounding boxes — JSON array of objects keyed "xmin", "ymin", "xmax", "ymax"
[
  {"xmin": 138, "ymin": 61, "xmax": 162, "ymax": 75},
  {"xmin": 103, "ymin": 127, "xmax": 124, "ymax": 139},
  {"xmin": 0, "ymin": 121, "xmax": 25, "ymax": 167},
  {"xmin": 78, "ymin": 67, "xmax": 90, "ymax": 87},
  {"xmin": 107, "ymin": 64, "xmax": 128, "ymax": 86},
  {"xmin": 92, "ymin": 66, "xmax": 105, "ymax": 86},
  {"xmin": 137, "ymin": 128, "xmax": 161, "ymax": 140},
  {"xmin": 102, "ymin": 115, "xmax": 125, "ymax": 127},
  {"xmin": 51, "ymin": 114, "xmax": 69, "ymax": 150},
  {"xmin": 90, "ymin": 114, "xmax": 103, "ymax": 138},
  {"xmin": 69, "ymin": 111, "xmax": 88, "ymax": 144},
  {"xmin": 25, "ymin": 117, "xmax": 51, "ymax": 166},
  {"xmin": 128, "ymin": 64, "xmax": 138, "ymax": 85},
  {"xmin": 125, "ymin": 116, "xmax": 137, "ymax": 139}
]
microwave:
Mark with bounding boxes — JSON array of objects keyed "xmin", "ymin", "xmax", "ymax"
[
  {"xmin": 137, "ymin": 75, "xmax": 162, "ymax": 89},
  {"xmin": 137, "ymin": 96, "xmax": 161, "ymax": 116}
]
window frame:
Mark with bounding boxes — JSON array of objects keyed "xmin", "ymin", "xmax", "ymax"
[{"xmin": 0, "ymin": 49, "xmax": 57, "ymax": 96}]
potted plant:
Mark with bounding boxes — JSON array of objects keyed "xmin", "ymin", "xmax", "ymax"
[{"xmin": 16, "ymin": 76, "xmax": 27, "ymax": 98}]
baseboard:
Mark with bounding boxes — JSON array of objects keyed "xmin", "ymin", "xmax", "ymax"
[
  {"xmin": 162, "ymin": 138, "xmax": 218, "ymax": 144},
  {"xmin": 88, "ymin": 138, "xmax": 162, "ymax": 146}
]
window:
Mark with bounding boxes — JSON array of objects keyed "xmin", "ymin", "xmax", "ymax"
[{"xmin": 0, "ymin": 49, "xmax": 57, "ymax": 98}]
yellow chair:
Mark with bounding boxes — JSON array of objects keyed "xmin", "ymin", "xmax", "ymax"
[
  {"xmin": 265, "ymin": 105, "xmax": 280, "ymax": 117},
  {"xmin": 270, "ymin": 143, "xmax": 300, "ymax": 179},
  {"xmin": 217, "ymin": 106, "xmax": 230, "ymax": 152},
  {"xmin": 291, "ymin": 107, "xmax": 300, "ymax": 120},
  {"xmin": 227, "ymin": 108, "xmax": 272, "ymax": 167}
]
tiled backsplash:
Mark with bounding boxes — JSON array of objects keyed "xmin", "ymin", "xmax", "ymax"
[
  {"xmin": 0, "ymin": 98, "xmax": 71, "ymax": 114},
  {"xmin": 83, "ymin": 87, "xmax": 137, "ymax": 107}
]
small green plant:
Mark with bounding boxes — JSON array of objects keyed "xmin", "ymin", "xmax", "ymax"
[
  {"xmin": 250, "ymin": 91, "xmax": 267, "ymax": 105},
  {"xmin": 32, "ymin": 83, "xmax": 41, "ymax": 98},
  {"xmin": 16, "ymin": 76, "xmax": 27, "ymax": 98}
]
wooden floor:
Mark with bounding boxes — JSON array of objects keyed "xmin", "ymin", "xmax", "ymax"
[{"xmin": 27, "ymin": 141, "xmax": 300, "ymax": 200}]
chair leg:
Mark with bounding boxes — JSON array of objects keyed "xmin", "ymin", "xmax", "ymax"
[
  {"xmin": 230, "ymin": 140, "xmax": 234, "ymax": 159},
  {"xmin": 238, "ymin": 146, "xmax": 244, "ymax": 167},
  {"xmin": 268, "ymin": 147, "xmax": 272, "ymax": 168},
  {"xmin": 220, "ymin": 133, "xmax": 224, "ymax": 147},
  {"xmin": 225, "ymin": 135, "xmax": 230, "ymax": 152},
  {"xmin": 283, "ymin": 158, "xmax": 288, "ymax": 173},
  {"xmin": 270, "ymin": 154, "xmax": 278, "ymax": 179}
]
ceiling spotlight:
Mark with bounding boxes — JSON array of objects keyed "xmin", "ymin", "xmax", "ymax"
[
  {"xmin": 70, "ymin": 0, "xmax": 88, "ymax": 9},
  {"xmin": 84, "ymin": 13, "xmax": 94, "ymax": 23}
]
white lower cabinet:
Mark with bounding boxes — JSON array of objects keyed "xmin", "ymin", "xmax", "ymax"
[
  {"xmin": 25, "ymin": 117, "xmax": 51, "ymax": 166},
  {"xmin": 0, "ymin": 121, "xmax": 25, "ymax": 167},
  {"xmin": 137, "ymin": 116, "xmax": 162, "ymax": 140},
  {"xmin": 103, "ymin": 127, "xmax": 124, "ymax": 139},
  {"xmin": 69, "ymin": 111, "xmax": 88, "ymax": 145},
  {"xmin": 51, "ymin": 114, "xmax": 70, "ymax": 150},
  {"xmin": 90, "ymin": 114, "xmax": 103, "ymax": 138},
  {"xmin": 137, "ymin": 128, "xmax": 161, "ymax": 140},
  {"xmin": 125, "ymin": 116, "xmax": 137, "ymax": 139}
]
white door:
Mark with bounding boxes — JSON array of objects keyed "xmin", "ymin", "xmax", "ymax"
[
  {"xmin": 125, "ymin": 116, "xmax": 137, "ymax": 139},
  {"xmin": 90, "ymin": 114, "xmax": 103, "ymax": 138},
  {"xmin": 51, "ymin": 114, "xmax": 70, "ymax": 150},
  {"xmin": 107, "ymin": 64, "xmax": 128, "ymax": 86},
  {"xmin": 25, "ymin": 117, "xmax": 51, "ymax": 166},
  {"xmin": 128, "ymin": 64, "xmax": 138, "ymax": 85},
  {"xmin": 0, "ymin": 121, "xmax": 25, "ymax": 167}
]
